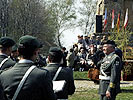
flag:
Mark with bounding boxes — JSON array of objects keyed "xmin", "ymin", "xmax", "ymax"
[
  {"xmin": 112, "ymin": 9, "xmax": 115, "ymax": 28},
  {"xmin": 103, "ymin": 8, "xmax": 107, "ymax": 32},
  {"xmin": 116, "ymin": 13, "xmax": 120, "ymax": 32},
  {"xmin": 124, "ymin": 8, "xmax": 128, "ymax": 29}
]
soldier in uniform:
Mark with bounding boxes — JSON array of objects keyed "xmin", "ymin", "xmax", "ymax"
[
  {"xmin": 0, "ymin": 37, "xmax": 16, "ymax": 70},
  {"xmin": 0, "ymin": 35, "xmax": 56, "ymax": 100},
  {"xmin": 10, "ymin": 44, "xmax": 19, "ymax": 62},
  {"xmin": 98, "ymin": 40, "xmax": 122, "ymax": 100},
  {"xmin": 45, "ymin": 47, "xmax": 75, "ymax": 100}
]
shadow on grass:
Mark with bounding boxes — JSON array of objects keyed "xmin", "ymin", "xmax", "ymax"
[{"xmin": 121, "ymin": 89, "xmax": 133, "ymax": 93}]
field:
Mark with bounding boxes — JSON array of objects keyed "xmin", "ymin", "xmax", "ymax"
[
  {"xmin": 69, "ymin": 86, "xmax": 133, "ymax": 100},
  {"xmin": 69, "ymin": 71, "xmax": 133, "ymax": 100}
]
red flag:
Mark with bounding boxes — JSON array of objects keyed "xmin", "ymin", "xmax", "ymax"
[
  {"xmin": 124, "ymin": 8, "xmax": 128, "ymax": 29},
  {"xmin": 116, "ymin": 13, "xmax": 120, "ymax": 32},
  {"xmin": 112, "ymin": 9, "xmax": 115, "ymax": 28},
  {"xmin": 103, "ymin": 8, "xmax": 107, "ymax": 32}
]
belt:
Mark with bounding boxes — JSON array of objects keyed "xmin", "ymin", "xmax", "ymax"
[
  {"xmin": 99, "ymin": 75, "xmax": 111, "ymax": 80},
  {"xmin": 57, "ymin": 99, "xmax": 68, "ymax": 100}
]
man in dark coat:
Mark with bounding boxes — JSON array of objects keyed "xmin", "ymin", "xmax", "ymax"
[
  {"xmin": 10, "ymin": 44, "xmax": 19, "ymax": 62},
  {"xmin": 0, "ymin": 37, "xmax": 16, "ymax": 70},
  {"xmin": 45, "ymin": 47, "xmax": 75, "ymax": 100},
  {"xmin": 98, "ymin": 40, "xmax": 122, "ymax": 100},
  {"xmin": 0, "ymin": 35, "xmax": 56, "ymax": 100}
]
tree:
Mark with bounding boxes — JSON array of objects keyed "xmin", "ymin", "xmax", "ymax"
[
  {"xmin": 46, "ymin": 0, "xmax": 76, "ymax": 47},
  {"xmin": 77, "ymin": 0, "xmax": 97, "ymax": 34},
  {"xmin": 0, "ymin": 0, "xmax": 10, "ymax": 37},
  {"xmin": 0, "ymin": 0, "xmax": 58, "ymax": 54},
  {"xmin": 109, "ymin": 25, "xmax": 133, "ymax": 59}
]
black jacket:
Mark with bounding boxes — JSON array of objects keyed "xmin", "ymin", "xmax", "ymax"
[
  {"xmin": 45, "ymin": 63, "xmax": 75, "ymax": 99},
  {"xmin": 0, "ymin": 55, "xmax": 16, "ymax": 70},
  {"xmin": 0, "ymin": 62, "xmax": 56, "ymax": 100}
]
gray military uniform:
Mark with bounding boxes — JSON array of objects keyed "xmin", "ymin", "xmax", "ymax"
[
  {"xmin": 0, "ymin": 54, "xmax": 16, "ymax": 70},
  {"xmin": 98, "ymin": 52, "xmax": 122, "ymax": 100},
  {"xmin": 45, "ymin": 63, "xmax": 75, "ymax": 99},
  {"xmin": 0, "ymin": 60, "xmax": 56, "ymax": 100}
]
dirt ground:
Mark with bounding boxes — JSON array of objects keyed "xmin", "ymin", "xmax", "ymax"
[{"xmin": 74, "ymin": 80, "xmax": 133, "ymax": 91}]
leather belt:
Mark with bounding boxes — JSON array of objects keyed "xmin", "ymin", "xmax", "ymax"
[{"xmin": 99, "ymin": 75, "xmax": 111, "ymax": 80}]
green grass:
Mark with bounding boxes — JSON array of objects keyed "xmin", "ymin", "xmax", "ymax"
[
  {"xmin": 72, "ymin": 71, "xmax": 133, "ymax": 100},
  {"xmin": 69, "ymin": 89, "xmax": 99, "ymax": 100},
  {"xmin": 73, "ymin": 71, "xmax": 89, "ymax": 80},
  {"xmin": 69, "ymin": 86, "xmax": 133, "ymax": 100}
]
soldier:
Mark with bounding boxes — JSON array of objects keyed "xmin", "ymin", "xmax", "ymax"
[
  {"xmin": 0, "ymin": 35, "xmax": 56, "ymax": 100},
  {"xmin": 0, "ymin": 37, "xmax": 16, "ymax": 70},
  {"xmin": 10, "ymin": 44, "xmax": 19, "ymax": 62},
  {"xmin": 45, "ymin": 47, "xmax": 75, "ymax": 100},
  {"xmin": 98, "ymin": 40, "xmax": 122, "ymax": 100}
]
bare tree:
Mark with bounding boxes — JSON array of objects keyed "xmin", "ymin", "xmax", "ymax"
[
  {"xmin": 46, "ymin": 0, "xmax": 76, "ymax": 47},
  {"xmin": 77, "ymin": 0, "xmax": 97, "ymax": 34}
]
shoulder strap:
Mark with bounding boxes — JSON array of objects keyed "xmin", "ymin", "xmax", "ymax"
[
  {"xmin": 12, "ymin": 65, "xmax": 36, "ymax": 100},
  {"xmin": 53, "ymin": 67, "xmax": 62, "ymax": 81},
  {"xmin": 101, "ymin": 54, "xmax": 118, "ymax": 76},
  {"xmin": 0, "ymin": 57, "xmax": 10, "ymax": 69}
]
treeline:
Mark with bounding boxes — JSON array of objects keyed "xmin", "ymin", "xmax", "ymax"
[
  {"xmin": 0, "ymin": 0, "xmax": 59, "ymax": 54},
  {"xmin": 0, "ymin": 0, "xmax": 97, "ymax": 54}
]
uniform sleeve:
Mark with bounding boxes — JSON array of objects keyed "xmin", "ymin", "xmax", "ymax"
[
  {"xmin": 0, "ymin": 79, "xmax": 5, "ymax": 100},
  {"xmin": 67, "ymin": 68, "xmax": 75, "ymax": 95},
  {"xmin": 42, "ymin": 71, "xmax": 57, "ymax": 100},
  {"xmin": 107, "ymin": 57, "xmax": 121, "ymax": 92}
]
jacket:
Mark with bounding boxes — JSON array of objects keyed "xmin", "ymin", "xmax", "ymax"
[
  {"xmin": 45, "ymin": 63, "xmax": 75, "ymax": 99},
  {"xmin": 0, "ymin": 61, "xmax": 56, "ymax": 100}
]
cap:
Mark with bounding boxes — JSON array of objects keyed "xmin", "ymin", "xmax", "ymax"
[
  {"xmin": 103, "ymin": 40, "xmax": 116, "ymax": 46},
  {"xmin": 19, "ymin": 35, "xmax": 41, "ymax": 49},
  {"xmin": 12, "ymin": 44, "xmax": 18, "ymax": 52},
  {"xmin": 0, "ymin": 37, "xmax": 15, "ymax": 47},
  {"xmin": 49, "ymin": 47, "xmax": 63, "ymax": 57}
]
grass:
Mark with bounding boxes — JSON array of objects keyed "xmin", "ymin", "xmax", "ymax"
[
  {"xmin": 69, "ymin": 86, "xmax": 133, "ymax": 100},
  {"xmin": 72, "ymin": 71, "xmax": 133, "ymax": 100},
  {"xmin": 69, "ymin": 89, "xmax": 99, "ymax": 100},
  {"xmin": 73, "ymin": 71, "xmax": 89, "ymax": 80}
]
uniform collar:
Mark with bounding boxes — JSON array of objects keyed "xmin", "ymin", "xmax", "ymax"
[
  {"xmin": 49, "ymin": 63, "xmax": 59, "ymax": 64},
  {"xmin": 108, "ymin": 52, "xmax": 115, "ymax": 56},
  {"xmin": 0, "ymin": 53, "xmax": 8, "ymax": 57},
  {"xmin": 47, "ymin": 63, "xmax": 60, "ymax": 67},
  {"xmin": 18, "ymin": 59, "xmax": 34, "ymax": 63}
]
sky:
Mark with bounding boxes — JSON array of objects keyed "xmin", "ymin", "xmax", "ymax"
[
  {"xmin": 61, "ymin": 0, "xmax": 97, "ymax": 50},
  {"xmin": 61, "ymin": 27, "xmax": 82, "ymax": 50},
  {"xmin": 60, "ymin": 0, "xmax": 83, "ymax": 50}
]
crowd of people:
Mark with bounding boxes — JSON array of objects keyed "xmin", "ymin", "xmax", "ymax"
[
  {"xmin": 0, "ymin": 34, "xmax": 123, "ymax": 100},
  {"xmin": 60, "ymin": 34, "xmax": 122, "ymax": 72}
]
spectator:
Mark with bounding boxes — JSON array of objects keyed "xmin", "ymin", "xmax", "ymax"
[
  {"xmin": 61, "ymin": 47, "xmax": 68, "ymax": 67},
  {"xmin": 66, "ymin": 48, "xmax": 75, "ymax": 69},
  {"xmin": 96, "ymin": 36, "xmax": 101, "ymax": 45}
]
